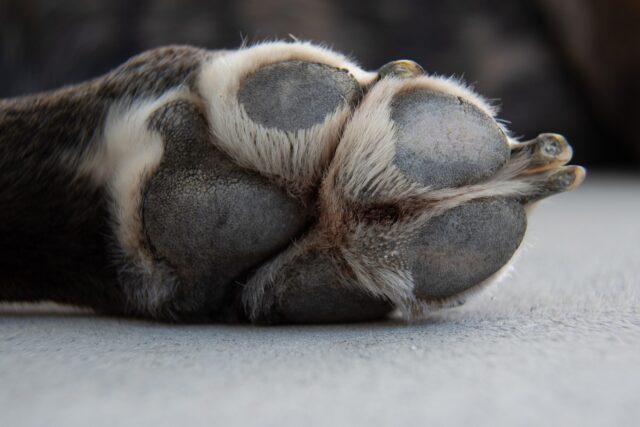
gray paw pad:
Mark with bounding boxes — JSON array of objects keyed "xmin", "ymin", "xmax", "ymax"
[
  {"xmin": 409, "ymin": 198, "xmax": 526, "ymax": 300},
  {"xmin": 238, "ymin": 60, "xmax": 361, "ymax": 132},
  {"xmin": 268, "ymin": 251, "xmax": 392, "ymax": 324},
  {"xmin": 143, "ymin": 101, "xmax": 309, "ymax": 312},
  {"xmin": 391, "ymin": 89, "xmax": 510, "ymax": 189},
  {"xmin": 144, "ymin": 148, "xmax": 308, "ymax": 311}
]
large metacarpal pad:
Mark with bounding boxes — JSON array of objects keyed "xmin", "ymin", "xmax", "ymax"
[{"xmin": 143, "ymin": 101, "xmax": 308, "ymax": 313}]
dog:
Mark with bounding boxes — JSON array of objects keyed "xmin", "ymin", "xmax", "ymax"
[{"xmin": 0, "ymin": 41, "xmax": 585, "ymax": 323}]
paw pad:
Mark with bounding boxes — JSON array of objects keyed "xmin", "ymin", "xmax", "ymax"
[
  {"xmin": 238, "ymin": 60, "xmax": 360, "ymax": 132},
  {"xmin": 409, "ymin": 198, "xmax": 526, "ymax": 300},
  {"xmin": 391, "ymin": 88, "xmax": 509, "ymax": 189}
]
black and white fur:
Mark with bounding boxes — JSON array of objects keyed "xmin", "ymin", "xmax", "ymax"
[{"xmin": 0, "ymin": 41, "xmax": 585, "ymax": 323}]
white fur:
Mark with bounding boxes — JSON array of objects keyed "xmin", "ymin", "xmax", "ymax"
[
  {"xmin": 341, "ymin": 243, "xmax": 417, "ymax": 314},
  {"xmin": 241, "ymin": 237, "xmax": 309, "ymax": 320},
  {"xmin": 197, "ymin": 40, "xmax": 376, "ymax": 195},
  {"xmin": 327, "ymin": 78, "xmax": 427, "ymax": 204},
  {"xmin": 77, "ymin": 89, "xmax": 197, "ymax": 314}
]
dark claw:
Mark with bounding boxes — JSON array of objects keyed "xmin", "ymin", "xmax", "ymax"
[
  {"xmin": 512, "ymin": 133, "xmax": 573, "ymax": 173},
  {"xmin": 525, "ymin": 165, "xmax": 586, "ymax": 202},
  {"xmin": 378, "ymin": 60, "xmax": 425, "ymax": 79}
]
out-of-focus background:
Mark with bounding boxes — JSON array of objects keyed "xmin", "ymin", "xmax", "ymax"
[{"xmin": 1, "ymin": 0, "xmax": 639, "ymax": 169}]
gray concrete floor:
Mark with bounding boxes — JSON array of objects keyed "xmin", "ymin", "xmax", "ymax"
[{"xmin": 1, "ymin": 174, "xmax": 639, "ymax": 427}]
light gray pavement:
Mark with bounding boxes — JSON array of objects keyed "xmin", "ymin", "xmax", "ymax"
[{"xmin": 1, "ymin": 174, "xmax": 639, "ymax": 427}]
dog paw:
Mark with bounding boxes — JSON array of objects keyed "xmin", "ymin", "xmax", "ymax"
[{"xmin": 117, "ymin": 42, "xmax": 584, "ymax": 322}]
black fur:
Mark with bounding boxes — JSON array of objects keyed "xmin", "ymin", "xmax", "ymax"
[{"xmin": 0, "ymin": 46, "xmax": 208, "ymax": 313}]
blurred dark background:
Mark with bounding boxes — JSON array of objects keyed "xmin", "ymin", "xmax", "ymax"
[{"xmin": 1, "ymin": 0, "xmax": 639, "ymax": 169}]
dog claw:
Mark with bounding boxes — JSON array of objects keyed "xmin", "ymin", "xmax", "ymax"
[
  {"xmin": 526, "ymin": 165, "xmax": 586, "ymax": 202},
  {"xmin": 378, "ymin": 60, "xmax": 425, "ymax": 79},
  {"xmin": 513, "ymin": 133, "xmax": 573, "ymax": 173}
]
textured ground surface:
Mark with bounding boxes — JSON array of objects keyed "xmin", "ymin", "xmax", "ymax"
[{"xmin": 1, "ymin": 174, "xmax": 639, "ymax": 427}]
